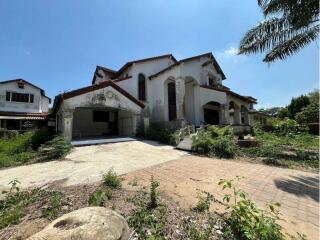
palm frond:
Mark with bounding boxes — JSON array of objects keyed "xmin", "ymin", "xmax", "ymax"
[
  {"xmin": 262, "ymin": 0, "xmax": 292, "ymax": 16},
  {"xmin": 239, "ymin": 18, "xmax": 291, "ymax": 54},
  {"xmin": 263, "ymin": 24, "xmax": 319, "ymax": 62}
]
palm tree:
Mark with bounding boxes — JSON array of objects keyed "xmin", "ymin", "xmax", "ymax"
[{"xmin": 239, "ymin": 0, "xmax": 319, "ymax": 62}]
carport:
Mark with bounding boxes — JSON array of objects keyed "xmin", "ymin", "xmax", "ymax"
[{"xmin": 53, "ymin": 80, "xmax": 145, "ymax": 140}]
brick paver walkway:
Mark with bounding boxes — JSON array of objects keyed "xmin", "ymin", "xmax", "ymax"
[{"xmin": 124, "ymin": 155, "xmax": 319, "ymax": 239}]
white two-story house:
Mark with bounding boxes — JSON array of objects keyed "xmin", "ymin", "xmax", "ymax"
[
  {"xmin": 53, "ymin": 53, "xmax": 257, "ymax": 140},
  {"xmin": 0, "ymin": 79, "xmax": 51, "ymax": 130}
]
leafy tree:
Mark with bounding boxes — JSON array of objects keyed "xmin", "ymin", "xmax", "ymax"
[
  {"xmin": 295, "ymin": 102, "xmax": 319, "ymax": 124},
  {"xmin": 239, "ymin": 0, "xmax": 319, "ymax": 62},
  {"xmin": 308, "ymin": 90, "xmax": 320, "ymax": 104},
  {"xmin": 277, "ymin": 107, "xmax": 289, "ymax": 118},
  {"xmin": 259, "ymin": 107, "xmax": 282, "ymax": 117},
  {"xmin": 287, "ymin": 95, "xmax": 310, "ymax": 119}
]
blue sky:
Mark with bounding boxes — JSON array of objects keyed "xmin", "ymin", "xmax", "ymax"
[{"xmin": 0, "ymin": 0, "xmax": 318, "ymax": 108}]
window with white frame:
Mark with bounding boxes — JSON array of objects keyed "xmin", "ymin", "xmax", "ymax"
[{"xmin": 6, "ymin": 91, "xmax": 34, "ymax": 103}]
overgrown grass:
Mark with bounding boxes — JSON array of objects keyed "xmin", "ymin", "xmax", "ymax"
[
  {"xmin": 0, "ymin": 180, "xmax": 65, "ymax": 229},
  {"xmin": 239, "ymin": 127, "xmax": 319, "ymax": 170},
  {"xmin": 191, "ymin": 124, "xmax": 318, "ymax": 170},
  {"xmin": 0, "ymin": 131, "xmax": 72, "ymax": 168}
]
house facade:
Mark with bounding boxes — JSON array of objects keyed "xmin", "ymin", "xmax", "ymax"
[
  {"xmin": 53, "ymin": 53, "xmax": 257, "ymax": 140},
  {"xmin": 0, "ymin": 79, "xmax": 51, "ymax": 130}
]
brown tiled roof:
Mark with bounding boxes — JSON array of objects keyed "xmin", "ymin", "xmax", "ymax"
[
  {"xmin": 0, "ymin": 111, "xmax": 49, "ymax": 120},
  {"xmin": 200, "ymin": 85, "xmax": 257, "ymax": 103},
  {"xmin": 149, "ymin": 52, "xmax": 226, "ymax": 80},
  {"xmin": 53, "ymin": 80, "xmax": 144, "ymax": 113},
  {"xmin": 0, "ymin": 79, "xmax": 51, "ymax": 102},
  {"xmin": 92, "ymin": 54, "xmax": 178, "ymax": 85}
]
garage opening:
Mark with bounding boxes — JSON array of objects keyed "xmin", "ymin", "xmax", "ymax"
[{"xmin": 72, "ymin": 107, "xmax": 135, "ymax": 140}]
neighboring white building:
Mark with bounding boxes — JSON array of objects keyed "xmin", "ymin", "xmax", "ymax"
[
  {"xmin": 0, "ymin": 79, "xmax": 51, "ymax": 130},
  {"xmin": 53, "ymin": 53, "xmax": 257, "ymax": 140}
]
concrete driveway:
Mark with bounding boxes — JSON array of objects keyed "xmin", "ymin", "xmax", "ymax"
[{"xmin": 0, "ymin": 140, "xmax": 187, "ymax": 190}]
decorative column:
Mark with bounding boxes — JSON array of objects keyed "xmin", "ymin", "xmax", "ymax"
[
  {"xmin": 175, "ymin": 77, "xmax": 185, "ymax": 126},
  {"xmin": 220, "ymin": 104, "xmax": 230, "ymax": 125},
  {"xmin": 234, "ymin": 107, "xmax": 241, "ymax": 125},
  {"xmin": 61, "ymin": 109, "xmax": 74, "ymax": 141}
]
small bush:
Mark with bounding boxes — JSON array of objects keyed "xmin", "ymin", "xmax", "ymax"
[
  {"xmin": 149, "ymin": 176, "xmax": 159, "ymax": 209},
  {"xmin": 102, "ymin": 168, "xmax": 122, "ymax": 189},
  {"xmin": 145, "ymin": 122, "xmax": 175, "ymax": 144},
  {"xmin": 38, "ymin": 136, "xmax": 72, "ymax": 160},
  {"xmin": 31, "ymin": 127, "xmax": 53, "ymax": 150},
  {"xmin": 192, "ymin": 190, "xmax": 214, "ymax": 212},
  {"xmin": 0, "ymin": 129, "xmax": 18, "ymax": 139},
  {"xmin": 219, "ymin": 177, "xmax": 284, "ymax": 240},
  {"xmin": 88, "ymin": 188, "xmax": 113, "ymax": 206},
  {"xmin": 192, "ymin": 126, "xmax": 237, "ymax": 158}
]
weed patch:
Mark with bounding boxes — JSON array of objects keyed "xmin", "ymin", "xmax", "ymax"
[
  {"xmin": 102, "ymin": 168, "xmax": 123, "ymax": 189},
  {"xmin": 0, "ymin": 180, "xmax": 65, "ymax": 229}
]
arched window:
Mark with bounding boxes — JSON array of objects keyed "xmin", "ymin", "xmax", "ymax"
[{"xmin": 138, "ymin": 73, "xmax": 146, "ymax": 101}]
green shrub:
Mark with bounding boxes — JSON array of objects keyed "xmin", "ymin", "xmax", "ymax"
[
  {"xmin": 0, "ymin": 129, "xmax": 19, "ymax": 139},
  {"xmin": 145, "ymin": 122, "xmax": 175, "ymax": 144},
  {"xmin": 192, "ymin": 190, "xmax": 214, "ymax": 212},
  {"xmin": 209, "ymin": 137, "xmax": 237, "ymax": 158},
  {"xmin": 88, "ymin": 188, "xmax": 112, "ymax": 206},
  {"xmin": 149, "ymin": 176, "xmax": 159, "ymax": 209},
  {"xmin": 192, "ymin": 126, "xmax": 237, "ymax": 158},
  {"xmin": 38, "ymin": 136, "xmax": 72, "ymax": 160},
  {"xmin": 102, "ymin": 168, "xmax": 122, "ymax": 189},
  {"xmin": 219, "ymin": 177, "xmax": 284, "ymax": 240},
  {"xmin": 31, "ymin": 127, "xmax": 53, "ymax": 150}
]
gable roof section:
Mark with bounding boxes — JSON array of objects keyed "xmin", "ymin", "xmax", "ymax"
[
  {"xmin": 117, "ymin": 54, "xmax": 178, "ymax": 75},
  {"xmin": 53, "ymin": 80, "xmax": 144, "ymax": 113},
  {"xmin": 92, "ymin": 54, "xmax": 178, "ymax": 84},
  {"xmin": 149, "ymin": 52, "xmax": 226, "ymax": 80},
  {"xmin": 0, "ymin": 79, "xmax": 51, "ymax": 102},
  {"xmin": 200, "ymin": 85, "xmax": 257, "ymax": 104}
]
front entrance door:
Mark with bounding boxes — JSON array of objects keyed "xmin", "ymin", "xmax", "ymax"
[
  {"xmin": 168, "ymin": 82, "xmax": 177, "ymax": 121},
  {"xmin": 204, "ymin": 109, "xmax": 220, "ymax": 125}
]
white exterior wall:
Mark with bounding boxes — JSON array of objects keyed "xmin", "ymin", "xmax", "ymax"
[
  {"xmin": 0, "ymin": 81, "xmax": 49, "ymax": 113},
  {"xmin": 89, "ymin": 55, "xmax": 255, "ymax": 130}
]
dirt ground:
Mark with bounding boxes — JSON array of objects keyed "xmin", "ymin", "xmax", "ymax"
[
  {"xmin": 0, "ymin": 141, "xmax": 318, "ymax": 239},
  {"xmin": 0, "ymin": 140, "xmax": 187, "ymax": 191},
  {"xmin": 124, "ymin": 155, "xmax": 319, "ymax": 240},
  {"xmin": 0, "ymin": 182, "xmax": 223, "ymax": 240}
]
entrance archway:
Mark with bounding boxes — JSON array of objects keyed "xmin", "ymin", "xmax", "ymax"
[{"xmin": 202, "ymin": 101, "xmax": 221, "ymax": 125}]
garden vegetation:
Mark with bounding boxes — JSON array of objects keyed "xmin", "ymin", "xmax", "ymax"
[{"xmin": 0, "ymin": 128, "xmax": 72, "ymax": 168}]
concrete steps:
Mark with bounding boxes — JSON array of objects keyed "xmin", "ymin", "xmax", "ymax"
[{"xmin": 176, "ymin": 135, "xmax": 193, "ymax": 151}]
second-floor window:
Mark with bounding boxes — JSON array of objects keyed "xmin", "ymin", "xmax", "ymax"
[
  {"xmin": 208, "ymin": 76, "xmax": 214, "ymax": 86},
  {"xmin": 6, "ymin": 91, "xmax": 34, "ymax": 103},
  {"xmin": 138, "ymin": 73, "xmax": 146, "ymax": 101}
]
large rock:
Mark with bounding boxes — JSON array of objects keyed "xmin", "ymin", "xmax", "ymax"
[{"xmin": 27, "ymin": 207, "xmax": 130, "ymax": 240}]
